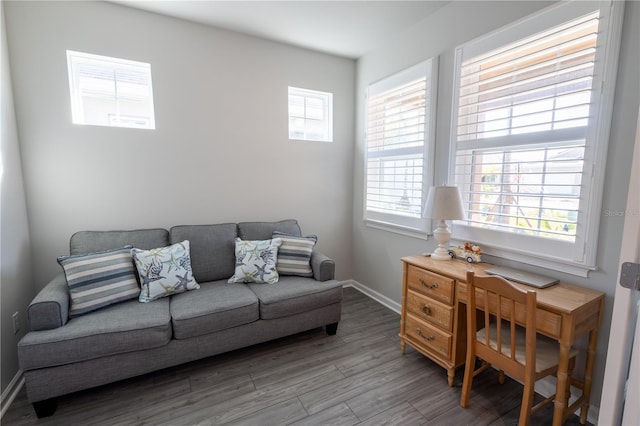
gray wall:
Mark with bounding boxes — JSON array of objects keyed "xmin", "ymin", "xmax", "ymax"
[
  {"xmin": 1, "ymin": 1, "xmax": 35, "ymax": 391},
  {"xmin": 4, "ymin": 0, "xmax": 355, "ymax": 294},
  {"xmin": 353, "ymin": 0, "xmax": 639, "ymax": 411}
]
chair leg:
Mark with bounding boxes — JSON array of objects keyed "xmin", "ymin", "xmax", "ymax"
[
  {"xmin": 498, "ymin": 369, "xmax": 505, "ymax": 384},
  {"xmin": 518, "ymin": 380, "xmax": 536, "ymax": 426},
  {"xmin": 460, "ymin": 355, "xmax": 476, "ymax": 408}
]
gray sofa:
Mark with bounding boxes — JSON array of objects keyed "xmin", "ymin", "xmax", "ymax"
[{"xmin": 17, "ymin": 220, "xmax": 342, "ymax": 417}]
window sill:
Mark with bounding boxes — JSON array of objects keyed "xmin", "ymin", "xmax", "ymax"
[
  {"xmin": 364, "ymin": 219, "xmax": 429, "ymax": 241},
  {"xmin": 288, "ymin": 137, "xmax": 332, "ymax": 143},
  {"xmin": 454, "ymin": 240, "xmax": 597, "ymax": 278}
]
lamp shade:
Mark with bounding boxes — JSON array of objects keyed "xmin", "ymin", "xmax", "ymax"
[{"xmin": 424, "ymin": 186, "xmax": 465, "ymax": 220}]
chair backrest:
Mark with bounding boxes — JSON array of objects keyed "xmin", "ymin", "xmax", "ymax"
[{"xmin": 466, "ymin": 271, "xmax": 537, "ymax": 382}]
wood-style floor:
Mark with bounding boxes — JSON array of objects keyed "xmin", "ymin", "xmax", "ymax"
[{"xmin": 3, "ymin": 287, "xmax": 592, "ymax": 425}]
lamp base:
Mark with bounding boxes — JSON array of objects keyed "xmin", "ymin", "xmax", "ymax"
[
  {"xmin": 430, "ymin": 219, "xmax": 453, "ymax": 261},
  {"xmin": 431, "ymin": 247, "xmax": 452, "ymax": 261}
]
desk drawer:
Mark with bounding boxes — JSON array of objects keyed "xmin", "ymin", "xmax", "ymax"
[
  {"xmin": 407, "ymin": 265, "xmax": 454, "ymax": 304},
  {"xmin": 405, "ymin": 313, "xmax": 451, "ymax": 359},
  {"xmin": 406, "ymin": 289, "xmax": 453, "ymax": 331}
]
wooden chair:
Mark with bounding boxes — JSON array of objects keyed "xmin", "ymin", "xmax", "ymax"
[{"xmin": 460, "ymin": 271, "xmax": 577, "ymax": 426}]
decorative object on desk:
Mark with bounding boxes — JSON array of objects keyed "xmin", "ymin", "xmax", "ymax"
[
  {"xmin": 423, "ymin": 185, "xmax": 465, "ymax": 260},
  {"xmin": 448, "ymin": 242, "xmax": 482, "ymax": 263}
]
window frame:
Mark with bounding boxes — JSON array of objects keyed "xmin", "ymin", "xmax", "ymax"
[
  {"xmin": 66, "ymin": 50, "xmax": 156, "ymax": 130},
  {"xmin": 288, "ymin": 86, "xmax": 333, "ymax": 142},
  {"xmin": 448, "ymin": 0, "xmax": 624, "ymax": 276},
  {"xmin": 363, "ymin": 58, "xmax": 438, "ymax": 235}
]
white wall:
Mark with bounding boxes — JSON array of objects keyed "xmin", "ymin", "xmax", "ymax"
[
  {"xmin": 353, "ymin": 0, "xmax": 639, "ymax": 413},
  {"xmin": 1, "ymin": 1, "xmax": 35, "ymax": 391},
  {"xmin": 4, "ymin": 0, "xmax": 355, "ymax": 290}
]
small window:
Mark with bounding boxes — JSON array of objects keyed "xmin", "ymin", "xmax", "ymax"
[
  {"xmin": 364, "ymin": 58, "xmax": 437, "ymax": 233},
  {"xmin": 288, "ymin": 87, "xmax": 333, "ymax": 142},
  {"xmin": 67, "ymin": 50, "xmax": 155, "ymax": 129}
]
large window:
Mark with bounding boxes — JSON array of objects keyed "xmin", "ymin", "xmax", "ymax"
[
  {"xmin": 288, "ymin": 87, "xmax": 333, "ymax": 142},
  {"xmin": 450, "ymin": 1, "xmax": 623, "ymax": 274},
  {"xmin": 67, "ymin": 50, "xmax": 155, "ymax": 129},
  {"xmin": 365, "ymin": 58, "xmax": 437, "ymax": 233}
]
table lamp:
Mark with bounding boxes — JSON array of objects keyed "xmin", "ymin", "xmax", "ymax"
[{"xmin": 424, "ymin": 185, "xmax": 465, "ymax": 260}]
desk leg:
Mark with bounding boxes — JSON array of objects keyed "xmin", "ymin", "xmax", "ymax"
[
  {"xmin": 580, "ymin": 328, "xmax": 599, "ymax": 424},
  {"xmin": 553, "ymin": 343, "xmax": 572, "ymax": 426},
  {"xmin": 447, "ymin": 368, "xmax": 455, "ymax": 387}
]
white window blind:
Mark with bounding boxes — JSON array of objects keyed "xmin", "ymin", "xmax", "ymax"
[
  {"xmin": 450, "ymin": 1, "xmax": 623, "ymax": 273},
  {"xmin": 365, "ymin": 58, "xmax": 437, "ymax": 232},
  {"xmin": 67, "ymin": 51, "xmax": 155, "ymax": 129},
  {"xmin": 288, "ymin": 87, "xmax": 333, "ymax": 142}
]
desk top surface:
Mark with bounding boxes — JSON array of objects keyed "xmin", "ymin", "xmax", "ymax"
[{"xmin": 402, "ymin": 255, "xmax": 604, "ymax": 315}]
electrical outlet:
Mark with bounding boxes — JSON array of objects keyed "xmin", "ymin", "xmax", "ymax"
[{"xmin": 12, "ymin": 312, "xmax": 20, "ymax": 334}]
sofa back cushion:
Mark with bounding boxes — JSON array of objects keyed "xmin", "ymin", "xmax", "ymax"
[
  {"xmin": 70, "ymin": 229, "xmax": 169, "ymax": 255},
  {"xmin": 237, "ymin": 219, "xmax": 302, "ymax": 240},
  {"xmin": 170, "ymin": 224, "xmax": 237, "ymax": 282}
]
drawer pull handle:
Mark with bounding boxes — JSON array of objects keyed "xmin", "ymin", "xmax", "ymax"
[
  {"xmin": 419, "ymin": 278, "xmax": 438, "ymax": 290},
  {"xmin": 417, "ymin": 327, "xmax": 435, "ymax": 341},
  {"xmin": 422, "ymin": 305, "xmax": 431, "ymax": 316}
]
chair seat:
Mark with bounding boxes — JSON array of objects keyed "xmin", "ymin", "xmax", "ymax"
[{"xmin": 477, "ymin": 322, "xmax": 578, "ymax": 373}]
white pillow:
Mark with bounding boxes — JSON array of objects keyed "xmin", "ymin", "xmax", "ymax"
[
  {"xmin": 228, "ymin": 238, "xmax": 282, "ymax": 284},
  {"xmin": 131, "ymin": 240, "xmax": 199, "ymax": 302}
]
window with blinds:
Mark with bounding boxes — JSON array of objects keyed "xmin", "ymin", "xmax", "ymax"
[
  {"xmin": 365, "ymin": 58, "xmax": 437, "ymax": 232},
  {"xmin": 288, "ymin": 87, "xmax": 333, "ymax": 142},
  {"xmin": 450, "ymin": 1, "xmax": 622, "ymax": 272},
  {"xmin": 66, "ymin": 51, "xmax": 155, "ymax": 129}
]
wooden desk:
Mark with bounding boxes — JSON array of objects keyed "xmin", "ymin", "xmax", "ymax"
[{"xmin": 399, "ymin": 255, "xmax": 604, "ymax": 426}]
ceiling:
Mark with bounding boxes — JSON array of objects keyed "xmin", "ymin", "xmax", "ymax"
[{"xmin": 110, "ymin": 1, "xmax": 448, "ymax": 59}]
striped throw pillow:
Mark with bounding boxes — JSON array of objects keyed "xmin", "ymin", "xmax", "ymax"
[
  {"xmin": 273, "ymin": 231, "xmax": 317, "ymax": 277},
  {"xmin": 58, "ymin": 246, "xmax": 140, "ymax": 317}
]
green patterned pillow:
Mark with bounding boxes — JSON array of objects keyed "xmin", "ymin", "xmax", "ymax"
[
  {"xmin": 58, "ymin": 246, "xmax": 140, "ymax": 317},
  {"xmin": 272, "ymin": 231, "xmax": 317, "ymax": 277},
  {"xmin": 228, "ymin": 238, "xmax": 282, "ymax": 284},
  {"xmin": 131, "ymin": 240, "xmax": 199, "ymax": 302}
]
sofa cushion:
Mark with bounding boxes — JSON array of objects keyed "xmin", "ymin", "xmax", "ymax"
[
  {"xmin": 273, "ymin": 231, "xmax": 317, "ymax": 277},
  {"xmin": 237, "ymin": 219, "xmax": 301, "ymax": 240},
  {"xmin": 132, "ymin": 241, "xmax": 199, "ymax": 303},
  {"xmin": 58, "ymin": 246, "xmax": 140, "ymax": 317},
  {"xmin": 70, "ymin": 229, "xmax": 169, "ymax": 255},
  {"xmin": 18, "ymin": 298, "xmax": 171, "ymax": 370},
  {"xmin": 169, "ymin": 224, "xmax": 237, "ymax": 282},
  {"xmin": 247, "ymin": 277, "xmax": 343, "ymax": 319},
  {"xmin": 228, "ymin": 238, "xmax": 282, "ymax": 284},
  {"xmin": 170, "ymin": 281, "xmax": 259, "ymax": 339}
]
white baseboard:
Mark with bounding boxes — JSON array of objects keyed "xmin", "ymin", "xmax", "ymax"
[
  {"xmin": 0, "ymin": 370, "xmax": 24, "ymax": 419},
  {"xmin": 341, "ymin": 279, "xmax": 599, "ymax": 425},
  {"xmin": 342, "ymin": 279, "xmax": 401, "ymax": 314}
]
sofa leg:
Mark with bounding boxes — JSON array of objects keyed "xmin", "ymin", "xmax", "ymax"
[
  {"xmin": 33, "ymin": 398, "xmax": 57, "ymax": 418},
  {"xmin": 326, "ymin": 322, "xmax": 339, "ymax": 335}
]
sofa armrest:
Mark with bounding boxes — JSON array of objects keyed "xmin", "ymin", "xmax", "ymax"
[
  {"xmin": 311, "ymin": 251, "xmax": 335, "ymax": 282},
  {"xmin": 27, "ymin": 273, "xmax": 69, "ymax": 331}
]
